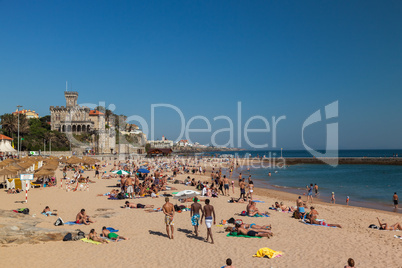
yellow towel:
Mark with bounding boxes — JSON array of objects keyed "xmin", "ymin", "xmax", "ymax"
[
  {"xmin": 253, "ymin": 247, "xmax": 283, "ymax": 258},
  {"xmin": 81, "ymin": 238, "xmax": 102, "ymax": 245}
]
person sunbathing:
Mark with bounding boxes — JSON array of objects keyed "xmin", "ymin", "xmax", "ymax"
[
  {"xmin": 279, "ymin": 202, "xmax": 294, "ymax": 212},
  {"xmin": 42, "ymin": 206, "xmax": 57, "ymax": 216},
  {"xmin": 226, "ymin": 224, "xmax": 273, "ymax": 235},
  {"xmin": 229, "ymin": 197, "xmax": 245, "ymax": 203},
  {"xmin": 308, "ymin": 217, "xmax": 342, "ymax": 228},
  {"xmin": 241, "ymin": 222, "xmax": 272, "ymax": 231},
  {"xmin": 180, "ymin": 197, "xmax": 206, "ymax": 203},
  {"xmin": 229, "ymin": 224, "xmax": 272, "ymax": 238},
  {"xmin": 97, "ymin": 189, "xmax": 119, "ymax": 197},
  {"xmin": 124, "ymin": 201, "xmax": 154, "ymax": 209},
  {"xmin": 248, "ymin": 202, "xmax": 267, "ymax": 216},
  {"xmin": 88, "ymin": 229, "xmax": 108, "ymax": 244},
  {"xmin": 308, "ymin": 206, "xmax": 319, "ymax": 219},
  {"xmin": 377, "ymin": 217, "xmax": 402, "ymax": 230},
  {"xmin": 145, "ymin": 207, "xmax": 163, "ymax": 213},
  {"xmin": 76, "ymin": 209, "xmax": 95, "ymax": 225},
  {"xmin": 7, "ymin": 188, "xmax": 20, "ymax": 194},
  {"xmin": 101, "ymin": 226, "xmax": 128, "ymax": 241}
]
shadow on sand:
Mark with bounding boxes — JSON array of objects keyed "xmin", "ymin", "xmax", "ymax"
[
  {"xmin": 177, "ymin": 228, "xmax": 205, "ymax": 241},
  {"xmin": 148, "ymin": 230, "xmax": 169, "ymax": 238}
]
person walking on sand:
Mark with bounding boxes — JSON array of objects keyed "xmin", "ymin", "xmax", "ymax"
[
  {"xmin": 190, "ymin": 197, "xmax": 202, "ymax": 236},
  {"xmin": 162, "ymin": 197, "xmax": 175, "ymax": 239},
  {"xmin": 393, "ymin": 192, "xmax": 398, "ymax": 210},
  {"xmin": 331, "ymin": 192, "xmax": 336, "ymax": 204},
  {"xmin": 201, "ymin": 199, "xmax": 216, "ymax": 244}
]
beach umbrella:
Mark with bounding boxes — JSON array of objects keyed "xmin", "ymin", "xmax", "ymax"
[
  {"xmin": 34, "ymin": 169, "xmax": 55, "ymax": 177},
  {"xmin": 173, "ymin": 190, "xmax": 201, "ymax": 209},
  {"xmin": 173, "ymin": 190, "xmax": 200, "ymax": 200},
  {"xmin": 0, "ymin": 167, "xmax": 18, "ymax": 176},
  {"xmin": 138, "ymin": 168, "xmax": 150, "ymax": 173},
  {"xmin": 112, "ymin": 170, "xmax": 129, "ymax": 175}
]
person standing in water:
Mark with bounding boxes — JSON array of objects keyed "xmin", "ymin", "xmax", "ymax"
[
  {"xmin": 393, "ymin": 192, "xmax": 398, "ymax": 210},
  {"xmin": 331, "ymin": 192, "xmax": 336, "ymax": 204}
]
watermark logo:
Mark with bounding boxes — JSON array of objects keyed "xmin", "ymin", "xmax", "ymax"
[{"xmin": 302, "ymin": 101, "xmax": 338, "ymax": 167}]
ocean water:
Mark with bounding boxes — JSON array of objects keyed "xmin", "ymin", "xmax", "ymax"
[
  {"xmin": 207, "ymin": 149, "xmax": 402, "ymax": 158},
  {"xmin": 230, "ymin": 164, "xmax": 402, "ymax": 211}
]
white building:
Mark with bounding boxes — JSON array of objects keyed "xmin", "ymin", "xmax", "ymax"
[{"xmin": 148, "ymin": 136, "xmax": 173, "ymax": 149}]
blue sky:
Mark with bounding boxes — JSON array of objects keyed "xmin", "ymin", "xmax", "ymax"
[{"xmin": 0, "ymin": 1, "xmax": 401, "ymax": 149}]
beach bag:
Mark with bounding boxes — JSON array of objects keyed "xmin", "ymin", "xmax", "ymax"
[
  {"xmin": 63, "ymin": 233, "xmax": 72, "ymax": 241},
  {"xmin": 117, "ymin": 192, "xmax": 125, "ymax": 199},
  {"xmin": 174, "ymin": 204, "xmax": 181, "ymax": 212},
  {"xmin": 73, "ymin": 230, "xmax": 86, "ymax": 241},
  {"xmin": 227, "ymin": 217, "xmax": 235, "ymax": 224},
  {"xmin": 235, "ymin": 219, "xmax": 243, "ymax": 225},
  {"xmin": 54, "ymin": 217, "xmax": 64, "ymax": 226},
  {"xmin": 18, "ymin": 208, "xmax": 29, "ymax": 215},
  {"xmin": 240, "ymin": 211, "xmax": 247, "ymax": 216}
]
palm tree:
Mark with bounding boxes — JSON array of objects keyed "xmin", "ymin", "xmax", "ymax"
[
  {"xmin": 0, "ymin": 113, "xmax": 17, "ymax": 137},
  {"xmin": 0, "ymin": 113, "xmax": 30, "ymax": 137}
]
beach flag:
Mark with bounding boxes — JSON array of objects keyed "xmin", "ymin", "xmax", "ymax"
[{"xmin": 12, "ymin": 141, "xmax": 15, "ymax": 148}]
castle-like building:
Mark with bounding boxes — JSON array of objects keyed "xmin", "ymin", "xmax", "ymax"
[{"xmin": 50, "ymin": 91, "xmax": 115, "ymax": 154}]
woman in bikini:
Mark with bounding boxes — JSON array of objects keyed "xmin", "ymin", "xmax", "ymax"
[{"xmin": 377, "ymin": 217, "xmax": 402, "ymax": 230}]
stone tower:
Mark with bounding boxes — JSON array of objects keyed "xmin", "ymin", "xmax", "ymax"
[{"xmin": 65, "ymin": 91, "xmax": 78, "ymax": 108}]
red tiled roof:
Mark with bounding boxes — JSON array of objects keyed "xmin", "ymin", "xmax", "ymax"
[
  {"xmin": 0, "ymin": 134, "xmax": 12, "ymax": 141},
  {"xmin": 89, "ymin": 110, "xmax": 104, "ymax": 116}
]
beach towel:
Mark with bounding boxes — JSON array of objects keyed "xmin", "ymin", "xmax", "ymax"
[
  {"xmin": 244, "ymin": 214, "xmax": 269, "ymax": 217},
  {"xmin": 106, "ymin": 227, "xmax": 119, "ymax": 233},
  {"xmin": 253, "ymin": 247, "xmax": 283, "ymax": 258},
  {"xmin": 394, "ymin": 235, "xmax": 402, "ymax": 239},
  {"xmin": 253, "ymin": 200, "xmax": 265, "ymax": 203},
  {"xmin": 100, "ymin": 236, "xmax": 124, "ymax": 242},
  {"xmin": 226, "ymin": 233, "xmax": 262, "ymax": 239},
  {"xmin": 64, "ymin": 221, "xmax": 83, "ymax": 225},
  {"xmin": 80, "ymin": 238, "xmax": 101, "ymax": 245},
  {"xmin": 303, "ymin": 222, "xmax": 336, "ymax": 228}
]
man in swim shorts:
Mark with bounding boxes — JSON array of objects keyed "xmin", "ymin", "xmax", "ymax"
[
  {"xmin": 223, "ymin": 175, "xmax": 230, "ymax": 196},
  {"xmin": 191, "ymin": 197, "xmax": 202, "ymax": 236},
  {"xmin": 101, "ymin": 226, "xmax": 128, "ymax": 241},
  {"xmin": 201, "ymin": 199, "xmax": 216, "ymax": 244},
  {"xmin": 76, "ymin": 209, "xmax": 94, "ymax": 225},
  {"xmin": 162, "ymin": 197, "xmax": 175, "ymax": 239},
  {"xmin": 393, "ymin": 192, "xmax": 399, "ymax": 210},
  {"xmin": 125, "ymin": 176, "xmax": 134, "ymax": 199}
]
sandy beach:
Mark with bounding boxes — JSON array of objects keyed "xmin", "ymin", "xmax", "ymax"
[{"xmin": 1, "ymin": 159, "xmax": 401, "ymax": 268}]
